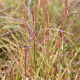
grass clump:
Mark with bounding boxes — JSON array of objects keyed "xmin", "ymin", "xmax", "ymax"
[{"xmin": 0, "ymin": 0, "xmax": 80, "ymax": 80}]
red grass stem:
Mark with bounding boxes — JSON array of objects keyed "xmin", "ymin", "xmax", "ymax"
[{"xmin": 59, "ymin": 0, "xmax": 68, "ymax": 43}]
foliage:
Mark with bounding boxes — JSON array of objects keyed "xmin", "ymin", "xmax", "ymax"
[{"xmin": 0, "ymin": 0, "xmax": 80, "ymax": 80}]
